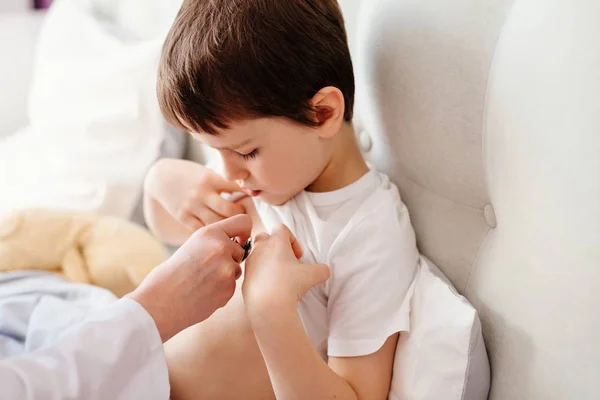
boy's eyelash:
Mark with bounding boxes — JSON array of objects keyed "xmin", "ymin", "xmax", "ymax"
[{"xmin": 240, "ymin": 149, "xmax": 259, "ymax": 160}]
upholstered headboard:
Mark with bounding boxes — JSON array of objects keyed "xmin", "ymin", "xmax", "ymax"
[{"xmin": 187, "ymin": 0, "xmax": 600, "ymax": 398}]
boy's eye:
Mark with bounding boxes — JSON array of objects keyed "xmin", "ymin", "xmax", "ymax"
[{"xmin": 239, "ymin": 149, "xmax": 259, "ymax": 160}]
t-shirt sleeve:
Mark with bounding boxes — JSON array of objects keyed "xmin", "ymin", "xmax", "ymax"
[{"xmin": 326, "ymin": 205, "xmax": 420, "ymax": 358}]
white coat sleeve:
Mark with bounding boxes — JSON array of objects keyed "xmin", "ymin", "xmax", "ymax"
[{"xmin": 0, "ymin": 298, "xmax": 170, "ymax": 400}]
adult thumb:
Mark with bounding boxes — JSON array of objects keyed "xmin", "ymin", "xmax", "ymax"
[{"xmin": 299, "ymin": 264, "xmax": 331, "ymax": 294}]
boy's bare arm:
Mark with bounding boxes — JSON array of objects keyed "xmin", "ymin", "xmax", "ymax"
[
  {"xmin": 243, "ymin": 227, "xmax": 397, "ymax": 400},
  {"xmin": 144, "ymin": 192, "xmax": 263, "ymax": 247},
  {"xmin": 249, "ymin": 302, "xmax": 397, "ymax": 400},
  {"xmin": 328, "ymin": 335, "xmax": 399, "ymax": 400},
  {"xmin": 143, "ymin": 193, "xmax": 195, "ymax": 246},
  {"xmin": 143, "ymin": 159, "xmax": 197, "ymax": 246},
  {"xmin": 237, "ymin": 196, "xmax": 266, "ymax": 237}
]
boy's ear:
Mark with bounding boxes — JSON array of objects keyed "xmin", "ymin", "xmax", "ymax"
[{"xmin": 310, "ymin": 87, "xmax": 345, "ymax": 138}]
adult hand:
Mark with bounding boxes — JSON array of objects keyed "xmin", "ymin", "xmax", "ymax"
[
  {"xmin": 127, "ymin": 214, "xmax": 252, "ymax": 342},
  {"xmin": 242, "ymin": 224, "xmax": 330, "ymax": 313}
]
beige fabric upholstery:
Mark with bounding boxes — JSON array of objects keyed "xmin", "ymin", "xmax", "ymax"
[
  {"xmin": 187, "ymin": 0, "xmax": 600, "ymax": 398},
  {"xmin": 353, "ymin": 0, "xmax": 600, "ymax": 399}
]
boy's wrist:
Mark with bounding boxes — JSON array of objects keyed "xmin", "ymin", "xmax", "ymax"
[{"xmin": 245, "ymin": 294, "xmax": 298, "ymax": 327}]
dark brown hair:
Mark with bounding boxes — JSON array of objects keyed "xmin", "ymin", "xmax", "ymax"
[{"xmin": 158, "ymin": 0, "xmax": 355, "ymax": 134}]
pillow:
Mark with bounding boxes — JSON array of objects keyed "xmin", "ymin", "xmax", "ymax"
[
  {"xmin": 94, "ymin": 0, "xmax": 183, "ymax": 41},
  {"xmin": 0, "ymin": 0, "xmax": 184, "ymax": 220},
  {"xmin": 389, "ymin": 257, "xmax": 490, "ymax": 400}
]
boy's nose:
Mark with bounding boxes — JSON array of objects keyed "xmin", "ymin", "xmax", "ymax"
[{"xmin": 221, "ymin": 156, "xmax": 249, "ymax": 182}]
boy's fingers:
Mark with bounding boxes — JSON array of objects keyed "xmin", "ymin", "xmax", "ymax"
[
  {"xmin": 210, "ymin": 174, "xmax": 243, "ymax": 193},
  {"xmin": 206, "ymin": 193, "xmax": 246, "ymax": 218},
  {"xmin": 272, "ymin": 224, "xmax": 303, "ymax": 259},
  {"xmin": 213, "ymin": 214, "xmax": 253, "ymax": 244},
  {"xmin": 196, "ymin": 207, "xmax": 223, "ymax": 226},
  {"xmin": 302, "ymin": 264, "xmax": 331, "ymax": 289},
  {"xmin": 181, "ymin": 213, "xmax": 204, "ymax": 232},
  {"xmin": 253, "ymin": 232, "xmax": 270, "ymax": 245},
  {"xmin": 292, "ymin": 240, "xmax": 303, "ymax": 259}
]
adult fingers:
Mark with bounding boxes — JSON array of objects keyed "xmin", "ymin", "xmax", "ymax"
[
  {"xmin": 228, "ymin": 240, "xmax": 246, "ymax": 264},
  {"xmin": 234, "ymin": 264, "xmax": 242, "ymax": 280},
  {"xmin": 212, "ymin": 214, "xmax": 253, "ymax": 244}
]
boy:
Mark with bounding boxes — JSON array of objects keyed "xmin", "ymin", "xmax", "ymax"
[{"xmin": 144, "ymin": 0, "xmax": 420, "ymax": 398}]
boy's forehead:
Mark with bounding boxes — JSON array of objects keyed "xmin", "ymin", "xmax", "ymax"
[
  {"xmin": 192, "ymin": 117, "xmax": 286, "ymax": 141},
  {"xmin": 190, "ymin": 119, "xmax": 261, "ymax": 149}
]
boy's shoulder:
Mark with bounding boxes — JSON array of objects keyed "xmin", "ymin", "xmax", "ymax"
[
  {"xmin": 251, "ymin": 169, "xmax": 419, "ymax": 272},
  {"xmin": 323, "ymin": 172, "xmax": 420, "ymax": 304},
  {"xmin": 326, "ymin": 171, "xmax": 419, "ymax": 264},
  {"xmin": 339, "ymin": 170, "xmax": 408, "ymax": 231},
  {"xmin": 353, "ymin": 170, "xmax": 406, "ymax": 219}
]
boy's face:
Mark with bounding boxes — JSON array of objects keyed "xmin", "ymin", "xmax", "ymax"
[{"xmin": 194, "ymin": 117, "xmax": 332, "ymax": 206}]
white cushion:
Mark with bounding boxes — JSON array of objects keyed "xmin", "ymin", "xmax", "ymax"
[
  {"xmin": 390, "ymin": 258, "xmax": 489, "ymax": 400},
  {"xmin": 0, "ymin": 11, "xmax": 45, "ymax": 138},
  {"xmin": 93, "ymin": 0, "xmax": 183, "ymax": 41}
]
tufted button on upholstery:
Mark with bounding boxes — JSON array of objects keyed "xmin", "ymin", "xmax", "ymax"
[
  {"xmin": 358, "ymin": 130, "xmax": 373, "ymax": 152},
  {"xmin": 483, "ymin": 204, "xmax": 497, "ymax": 229}
]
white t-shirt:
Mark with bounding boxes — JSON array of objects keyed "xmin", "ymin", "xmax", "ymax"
[{"xmin": 252, "ymin": 169, "xmax": 420, "ymax": 360}]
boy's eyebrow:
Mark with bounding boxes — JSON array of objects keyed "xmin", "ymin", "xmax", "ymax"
[
  {"xmin": 220, "ymin": 138, "xmax": 253, "ymax": 151},
  {"xmin": 192, "ymin": 134, "xmax": 253, "ymax": 151}
]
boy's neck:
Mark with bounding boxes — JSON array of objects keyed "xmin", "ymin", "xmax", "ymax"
[{"xmin": 306, "ymin": 122, "xmax": 370, "ymax": 193}]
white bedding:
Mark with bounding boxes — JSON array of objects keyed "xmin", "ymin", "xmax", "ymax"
[
  {"xmin": 0, "ymin": 0, "xmax": 184, "ymax": 219},
  {"xmin": 0, "ymin": 271, "xmax": 117, "ymax": 359}
]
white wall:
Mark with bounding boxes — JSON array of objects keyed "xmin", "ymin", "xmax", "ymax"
[
  {"xmin": 0, "ymin": 0, "xmax": 30, "ymax": 13},
  {"xmin": 339, "ymin": 0, "xmax": 363, "ymax": 53}
]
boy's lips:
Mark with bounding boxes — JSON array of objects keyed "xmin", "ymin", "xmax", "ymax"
[
  {"xmin": 241, "ymin": 188, "xmax": 262, "ymax": 197},
  {"xmin": 236, "ymin": 180, "xmax": 262, "ymax": 197}
]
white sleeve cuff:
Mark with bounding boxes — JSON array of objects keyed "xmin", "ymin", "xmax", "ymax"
[
  {"xmin": 327, "ymin": 275, "xmax": 417, "ymax": 358},
  {"xmin": 119, "ymin": 297, "xmax": 163, "ymax": 347},
  {"xmin": 106, "ymin": 298, "xmax": 171, "ymax": 399},
  {"xmin": 0, "ymin": 298, "xmax": 170, "ymax": 400}
]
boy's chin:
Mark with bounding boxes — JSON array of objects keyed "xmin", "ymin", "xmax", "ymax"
[{"xmin": 258, "ymin": 191, "xmax": 297, "ymax": 206}]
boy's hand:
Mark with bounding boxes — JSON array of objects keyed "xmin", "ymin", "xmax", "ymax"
[
  {"xmin": 146, "ymin": 159, "xmax": 246, "ymax": 231},
  {"xmin": 242, "ymin": 224, "xmax": 331, "ymax": 313}
]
